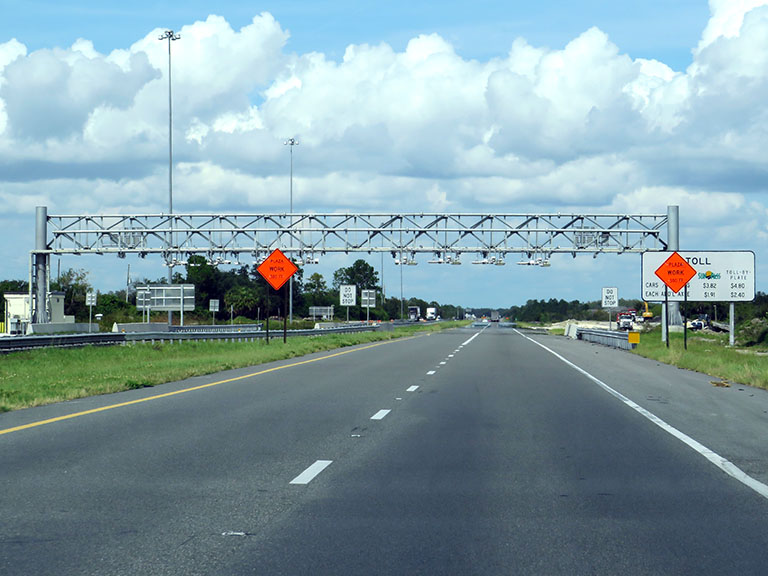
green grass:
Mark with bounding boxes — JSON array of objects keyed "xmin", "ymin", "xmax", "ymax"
[
  {"xmin": 0, "ymin": 321, "xmax": 468, "ymax": 413},
  {"xmin": 631, "ymin": 328, "xmax": 768, "ymax": 390}
]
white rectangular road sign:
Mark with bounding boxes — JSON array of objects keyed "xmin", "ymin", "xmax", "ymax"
[
  {"xmin": 642, "ymin": 251, "xmax": 755, "ymax": 302},
  {"xmin": 361, "ymin": 289, "xmax": 376, "ymax": 308},
  {"xmin": 340, "ymin": 285, "xmax": 357, "ymax": 306},
  {"xmin": 601, "ymin": 287, "xmax": 618, "ymax": 308},
  {"xmin": 136, "ymin": 284, "xmax": 196, "ymax": 311}
]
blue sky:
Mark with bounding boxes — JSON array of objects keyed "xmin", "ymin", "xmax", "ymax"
[
  {"xmin": 4, "ymin": 1, "xmax": 709, "ymax": 69},
  {"xmin": 1, "ymin": 1, "xmax": 767, "ymax": 308}
]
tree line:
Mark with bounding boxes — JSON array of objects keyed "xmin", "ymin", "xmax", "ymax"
[
  {"xmin": 0, "ymin": 258, "xmax": 459, "ymax": 327},
  {"xmin": 2, "ymin": 266, "xmax": 767, "ymax": 331}
]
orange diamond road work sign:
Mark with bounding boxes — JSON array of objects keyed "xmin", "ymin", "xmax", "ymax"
[
  {"xmin": 654, "ymin": 251, "xmax": 697, "ymax": 294},
  {"xmin": 257, "ymin": 249, "xmax": 298, "ymax": 290}
]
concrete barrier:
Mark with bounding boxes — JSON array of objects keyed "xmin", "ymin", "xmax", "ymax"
[{"xmin": 27, "ymin": 322, "xmax": 93, "ymax": 335}]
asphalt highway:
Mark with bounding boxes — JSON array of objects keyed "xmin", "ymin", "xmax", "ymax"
[{"xmin": 2, "ymin": 324, "xmax": 768, "ymax": 575}]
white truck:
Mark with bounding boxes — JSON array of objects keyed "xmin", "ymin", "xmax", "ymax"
[
  {"xmin": 426, "ymin": 307, "xmax": 437, "ymax": 321},
  {"xmin": 616, "ymin": 312, "xmax": 634, "ymax": 331}
]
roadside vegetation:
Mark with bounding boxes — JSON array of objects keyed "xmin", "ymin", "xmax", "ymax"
[
  {"xmin": 0, "ymin": 321, "xmax": 467, "ymax": 413},
  {"xmin": 630, "ymin": 327, "xmax": 768, "ymax": 390},
  {"xmin": 1, "ymin": 259, "xmax": 462, "ymax": 331}
]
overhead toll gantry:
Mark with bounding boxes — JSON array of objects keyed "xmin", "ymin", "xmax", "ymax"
[{"xmin": 28, "ymin": 205, "xmax": 677, "ymax": 323}]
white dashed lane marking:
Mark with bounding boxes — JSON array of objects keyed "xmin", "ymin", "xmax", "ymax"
[
  {"xmin": 290, "ymin": 460, "xmax": 333, "ymax": 485},
  {"xmin": 371, "ymin": 409, "xmax": 391, "ymax": 420}
]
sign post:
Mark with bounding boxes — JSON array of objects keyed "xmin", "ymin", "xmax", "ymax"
[
  {"xmin": 601, "ymin": 287, "xmax": 618, "ymax": 331},
  {"xmin": 340, "ymin": 285, "xmax": 356, "ymax": 322},
  {"xmin": 643, "ymin": 251, "xmax": 755, "ymax": 347},
  {"xmin": 135, "ymin": 285, "xmax": 195, "ymax": 326},
  {"xmin": 86, "ymin": 291, "xmax": 96, "ymax": 332},
  {"xmin": 209, "ymin": 299, "xmax": 219, "ymax": 325},
  {"xmin": 361, "ymin": 289, "xmax": 376, "ymax": 323},
  {"xmin": 654, "ymin": 252, "xmax": 697, "ymax": 349},
  {"xmin": 257, "ymin": 248, "xmax": 298, "ymax": 344}
]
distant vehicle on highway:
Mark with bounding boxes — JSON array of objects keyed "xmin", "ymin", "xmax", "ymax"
[
  {"xmin": 616, "ymin": 312, "xmax": 634, "ymax": 331},
  {"xmin": 426, "ymin": 307, "xmax": 437, "ymax": 321},
  {"xmin": 490, "ymin": 311, "xmax": 500, "ymax": 322},
  {"xmin": 408, "ymin": 306, "xmax": 421, "ymax": 322}
]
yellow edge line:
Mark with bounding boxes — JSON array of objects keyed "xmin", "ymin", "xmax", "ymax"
[{"xmin": 0, "ymin": 335, "xmax": 420, "ymax": 436}]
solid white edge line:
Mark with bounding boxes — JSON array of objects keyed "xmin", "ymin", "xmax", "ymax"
[
  {"xmin": 514, "ymin": 329, "xmax": 768, "ymax": 501},
  {"xmin": 371, "ymin": 409, "xmax": 391, "ymax": 420},
  {"xmin": 290, "ymin": 460, "xmax": 333, "ymax": 485},
  {"xmin": 407, "ymin": 385, "xmax": 419, "ymax": 392}
]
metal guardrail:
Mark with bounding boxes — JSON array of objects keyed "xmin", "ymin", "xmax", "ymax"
[
  {"xmin": 170, "ymin": 323, "xmax": 264, "ymax": 334},
  {"xmin": 576, "ymin": 328, "xmax": 637, "ymax": 350},
  {"xmin": 0, "ymin": 324, "xmax": 378, "ymax": 354}
]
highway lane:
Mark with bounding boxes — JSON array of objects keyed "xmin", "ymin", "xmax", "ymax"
[
  {"xmin": 0, "ymin": 328, "xmax": 478, "ymax": 575},
  {"xmin": 1, "ymin": 325, "xmax": 768, "ymax": 574}
]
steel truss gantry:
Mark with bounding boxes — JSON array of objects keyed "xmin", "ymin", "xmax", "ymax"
[{"xmin": 30, "ymin": 205, "xmax": 675, "ymax": 322}]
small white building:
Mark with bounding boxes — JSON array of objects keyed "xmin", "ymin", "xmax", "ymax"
[{"xmin": 3, "ymin": 291, "xmax": 71, "ymax": 334}]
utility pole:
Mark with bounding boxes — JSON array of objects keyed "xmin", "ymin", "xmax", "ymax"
[
  {"xmin": 159, "ymin": 29, "xmax": 180, "ymax": 325},
  {"xmin": 284, "ymin": 137, "xmax": 299, "ymax": 324}
]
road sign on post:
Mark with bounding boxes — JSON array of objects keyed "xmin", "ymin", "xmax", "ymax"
[
  {"xmin": 601, "ymin": 287, "xmax": 618, "ymax": 309},
  {"xmin": 135, "ymin": 284, "xmax": 195, "ymax": 326},
  {"xmin": 86, "ymin": 291, "xmax": 96, "ymax": 332},
  {"xmin": 340, "ymin": 285, "xmax": 356, "ymax": 322},
  {"xmin": 642, "ymin": 251, "xmax": 755, "ymax": 302},
  {"xmin": 361, "ymin": 289, "xmax": 376, "ymax": 323},
  {"xmin": 361, "ymin": 290, "xmax": 376, "ymax": 308},
  {"xmin": 257, "ymin": 248, "xmax": 298, "ymax": 291},
  {"xmin": 654, "ymin": 252, "xmax": 697, "ymax": 295},
  {"xmin": 209, "ymin": 299, "xmax": 219, "ymax": 325},
  {"xmin": 601, "ymin": 287, "xmax": 618, "ymax": 331},
  {"xmin": 340, "ymin": 285, "xmax": 356, "ymax": 306},
  {"xmin": 257, "ymin": 249, "xmax": 299, "ymax": 344}
]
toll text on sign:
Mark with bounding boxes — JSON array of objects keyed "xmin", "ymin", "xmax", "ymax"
[{"xmin": 642, "ymin": 251, "xmax": 755, "ymax": 303}]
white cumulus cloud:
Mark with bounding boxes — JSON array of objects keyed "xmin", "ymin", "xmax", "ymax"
[{"xmin": 2, "ymin": 4, "xmax": 768, "ymax": 295}]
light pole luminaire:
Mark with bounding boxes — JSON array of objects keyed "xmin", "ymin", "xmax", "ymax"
[{"xmin": 284, "ymin": 138, "xmax": 299, "ymax": 323}]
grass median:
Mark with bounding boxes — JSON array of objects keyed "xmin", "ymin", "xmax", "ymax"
[
  {"xmin": 631, "ymin": 327, "xmax": 768, "ymax": 390},
  {"xmin": 0, "ymin": 322, "xmax": 468, "ymax": 413}
]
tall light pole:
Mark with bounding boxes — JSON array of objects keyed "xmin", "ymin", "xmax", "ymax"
[
  {"xmin": 284, "ymin": 137, "xmax": 299, "ymax": 323},
  {"xmin": 159, "ymin": 29, "xmax": 180, "ymax": 324}
]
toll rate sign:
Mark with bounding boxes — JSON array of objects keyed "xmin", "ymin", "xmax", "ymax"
[{"xmin": 642, "ymin": 251, "xmax": 755, "ymax": 302}]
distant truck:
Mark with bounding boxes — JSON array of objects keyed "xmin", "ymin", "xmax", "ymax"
[
  {"xmin": 616, "ymin": 312, "xmax": 634, "ymax": 331},
  {"xmin": 426, "ymin": 307, "xmax": 437, "ymax": 321},
  {"xmin": 408, "ymin": 306, "xmax": 421, "ymax": 322},
  {"xmin": 490, "ymin": 310, "xmax": 500, "ymax": 322}
]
